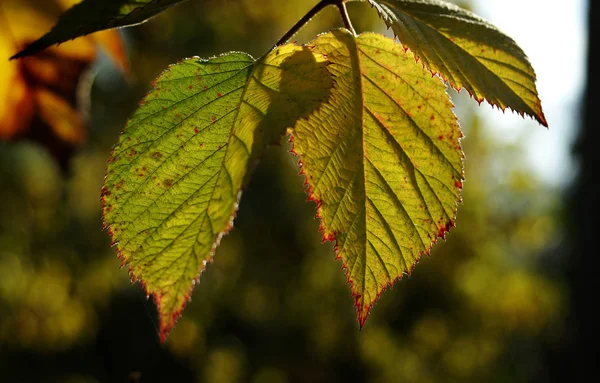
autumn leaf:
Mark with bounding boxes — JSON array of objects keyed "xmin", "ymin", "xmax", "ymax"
[
  {"xmin": 101, "ymin": 45, "xmax": 332, "ymax": 342},
  {"xmin": 11, "ymin": 0, "xmax": 187, "ymax": 61},
  {"xmin": 0, "ymin": 0, "xmax": 128, "ymax": 168},
  {"xmin": 351, "ymin": 0, "xmax": 547, "ymax": 126},
  {"xmin": 290, "ymin": 29, "xmax": 464, "ymax": 326}
]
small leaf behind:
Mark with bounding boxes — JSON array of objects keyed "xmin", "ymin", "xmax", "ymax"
[
  {"xmin": 352, "ymin": 0, "xmax": 547, "ymax": 126},
  {"xmin": 11, "ymin": 0, "xmax": 187, "ymax": 60},
  {"xmin": 102, "ymin": 45, "xmax": 331, "ymax": 342},
  {"xmin": 291, "ymin": 30, "xmax": 463, "ymax": 326}
]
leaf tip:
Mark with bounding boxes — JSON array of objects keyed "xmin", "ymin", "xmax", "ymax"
[
  {"xmin": 154, "ymin": 285, "xmax": 194, "ymax": 345},
  {"xmin": 536, "ymin": 109, "xmax": 549, "ymax": 128},
  {"xmin": 357, "ymin": 311, "xmax": 368, "ymax": 329}
]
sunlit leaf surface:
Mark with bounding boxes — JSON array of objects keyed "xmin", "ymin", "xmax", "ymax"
[
  {"xmin": 291, "ymin": 30, "xmax": 463, "ymax": 325},
  {"xmin": 102, "ymin": 45, "xmax": 331, "ymax": 341}
]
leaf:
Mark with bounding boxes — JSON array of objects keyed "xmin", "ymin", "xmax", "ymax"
[
  {"xmin": 351, "ymin": 0, "xmax": 547, "ymax": 126},
  {"xmin": 102, "ymin": 45, "xmax": 332, "ymax": 342},
  {"xmin": 1, "ymin": 0, "xmax": 128, "ymax": 169},
  {"xmin": 11, "ymin": 0, "xmax": 187, "ymax": 60},
  {"xmin": 290, "ymin": 30, "xmax": 463, "ymax": 326}
]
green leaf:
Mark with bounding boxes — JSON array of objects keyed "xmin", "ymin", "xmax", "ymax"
[
  {"xmin": 102, "ymin": 45, "xmax": 331, "ymax": 342},
  {"xmin": 351, "ymin": 0, "xmax": 547, "ymax": 126},
  {"xmin": 11, "ymin": 0, "xmax": 188, "ymax": 60},
  {"xmin": 290, "ymin": 30, "xmax": 463, "ymax": 326}
]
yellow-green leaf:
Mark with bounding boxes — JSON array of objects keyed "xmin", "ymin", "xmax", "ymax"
[
  {"xmin": 291, "ymin": 30, "xmax": 463, "ymax": 325},
  {"xmin": 352, "ymin": 0, "xmax": 547, "ymax": 126},
  {"xmin": 102, "ymin": 45, "xmax": 331, "ymax": 342}
]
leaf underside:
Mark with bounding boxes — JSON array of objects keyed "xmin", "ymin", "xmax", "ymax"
[
  {"xmin": 352, "ymin": 0, "xmax": 547, "ymax": 126},
  {"xmin": 102, "ymin": 45, "xmax": 331, "ymax": 341},
  {"xmin": 11, "ymin": 0, "xmax": 188, "ymax": 60},
  {"xmin": 290, "ymin": 30, "xmax": 464, "ymax": 325}
]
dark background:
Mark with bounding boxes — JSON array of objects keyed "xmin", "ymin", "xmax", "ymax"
[{"xmin": 0, "ymin": 0, "xmax": 595, "ymax": 382}]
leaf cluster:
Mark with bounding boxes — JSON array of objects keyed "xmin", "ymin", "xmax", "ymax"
[{"xmin": 9, "ymin": 0, "xmax": 547, "ymax": 341}]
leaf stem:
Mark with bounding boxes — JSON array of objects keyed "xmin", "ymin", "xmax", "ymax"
[
  {"xmin": 336, "ymin": 0, "xmax": 356, "ymax": 36},
  {"xmin": 274, "ymin": 0, "xmax": 337, "ymax": 47}
]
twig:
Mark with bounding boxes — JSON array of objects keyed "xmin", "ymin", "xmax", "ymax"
[{"xmin": 274, "ymin": 0, "xmax": 336, "ymax": 47}]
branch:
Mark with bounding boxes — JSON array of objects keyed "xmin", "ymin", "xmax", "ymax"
[{"xmin": 274, "ymin": 0, "xmax": 336, "ymax": 47}]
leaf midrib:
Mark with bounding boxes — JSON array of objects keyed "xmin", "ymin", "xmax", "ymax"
[{"xmin": 348, "ymin": 34, "xmax": 370, "ymax": 307}]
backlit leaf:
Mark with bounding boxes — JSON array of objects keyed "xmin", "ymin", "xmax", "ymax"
[
  {"xmin": 290, "ymin": 30, "xmax": 463, "ymax": 326},
  {"xmin": 11, "ymin": 0, "xmax": 186, "ymax": 60},
  {"xmin": 102, "ymin": 45, "xmax": 331, "ymax": 341},
  {"xmin": 352, "ymin": 0, "xmax": 547, "ymax": 126}
]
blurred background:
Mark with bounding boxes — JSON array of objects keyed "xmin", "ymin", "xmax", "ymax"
[{"xmin": 0, "ymin": 0, "xmax": 596, "ymax": 382}]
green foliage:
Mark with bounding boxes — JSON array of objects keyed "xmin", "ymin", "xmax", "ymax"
[
  {"xmin": 102, "ymin": 46, "xmax": 331, "ymax": 340},
  {"xmin": 350, "ymin": 0, "xmax": 548, "ymax": 126},
  {"xmin": 11, "ymin": 0, "xmax": 547, "ymax": 340},
  {"xmin": 291, "ymin": 30, "xmax": 463, "ymax": 325}
]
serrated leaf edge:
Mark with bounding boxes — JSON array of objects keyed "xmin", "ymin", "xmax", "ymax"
[
  {"xmin": 359, "ymin": 0, "xmax": 548, "ymax": 127},
  {"xmin": 289, "ymin": 31, "xmax": 465, "ymax": 326},
  {"xmin": 101, "ymin": 51, "xmax": 254, "ymax": 342}
]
